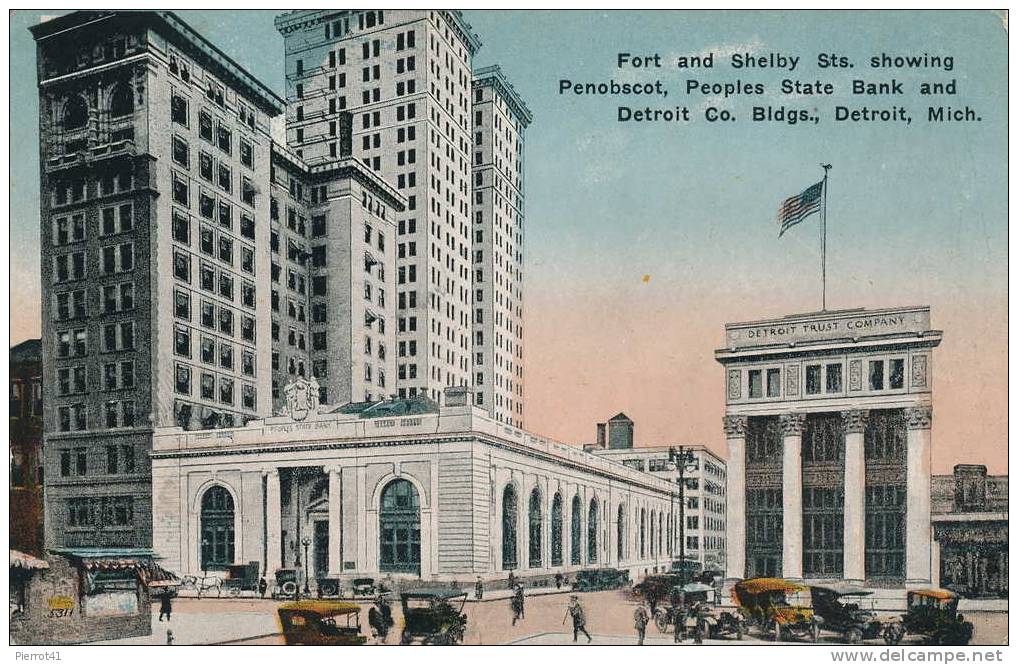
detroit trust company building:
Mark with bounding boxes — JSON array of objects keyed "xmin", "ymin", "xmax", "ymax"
[{"xmin": 717, "ymin": 306, "xmax": 941, "ymax": 587}]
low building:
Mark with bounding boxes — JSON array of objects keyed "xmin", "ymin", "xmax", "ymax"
[
  {"xmin": 11, "ymin": 340, "xmax": 44, "ymax": 555},
  {"xmin": 587, "ymin": 444, "xmax": 727, "ymax": 573},
  {"xmin": 151, "ymin": 385, "xmax": 678, "ymax": 588},
  {"xmin": 932, "ymin": 464, "xmax": 1007, "ymax": 598}
]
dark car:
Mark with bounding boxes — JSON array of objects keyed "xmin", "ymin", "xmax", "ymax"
[
  {"xmin": 399, "ymin": 588, "xmax": 468, "ymax": 645},
  {"xmin": 884, "ymin": 589, "xmax": 973, "ymax": 646},
  {"xmin": 810, "ymin": 585, "xmax": 884, "ymax": 644},
  {"xmin": 635, "ymin": 573, "xmax": 684, "ymax": 612},
  {"xmin": 271, "ymin": 568, "xmax": 301, "ymax": 599},
  {"xmin": 573, "ymin": 567, "xmax": 630, "ymax": 592}
]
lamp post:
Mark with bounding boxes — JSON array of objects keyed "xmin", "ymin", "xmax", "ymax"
[
  {"xmin": 302, "ymin": 536, "xmax": 311, "ymax": 595},
  {"xmin": 669, "ymin": 446, "xmax": 698, "ymax": 585}
]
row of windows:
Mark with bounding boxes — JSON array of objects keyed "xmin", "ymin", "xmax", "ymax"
[
  {"xmin": 54, "ymin": 243, "xmax": 133, "ymax": 283},
  {"xmin": 174, "ymin": 363, "xmax": 257, "ymax": 409},
  {"xmin": 740, "ymin": 357, "xmax": 909, "ymax": 400},
  {"xmin": 67, "ymin": 496, "xmax": 134, "ymax": 528}
]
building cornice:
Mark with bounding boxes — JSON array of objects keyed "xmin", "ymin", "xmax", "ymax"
[{"xmin": 473, "ymin": 64, "xmax": 533, "ymax": 127}]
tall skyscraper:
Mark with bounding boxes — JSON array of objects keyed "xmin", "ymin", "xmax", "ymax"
[
  {"xmin": 275, "ymin": 10, "xmax": 481, "ymax": 404},
  {"xmin": 471, "ymin": 65, "xmax": 530, "ymax": 427},
  {"xmin": 31, "ymin": 11, "xmax": 284, "ymax": 549}
]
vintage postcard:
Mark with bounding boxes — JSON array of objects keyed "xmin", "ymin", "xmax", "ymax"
[{"xmin": 7, "ymin": 7, "xmax": 1008, "ymax": 655}]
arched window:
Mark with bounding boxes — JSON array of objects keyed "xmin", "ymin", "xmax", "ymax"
[
  {"xmin": 551, "ymin": 493, "xmax": 563, "ymax": 566},
  {"xmin": 502, "ymin": 484, "xmax": 518, "ymax": 570},
  {"xmin": 110, "ymin": 84, "xmax": 134, "ymax": 117},
  {"xmin": 650, "ymin": 510, "xmax": 656, "ymax": 557},
  {"xmin": 587, "ymin": 498, "xmax": 599, "ymax": 563},
  {"xmin": 570, "ymin": 495, "xmax": 582, "ymax": 565},
  {"xmin": 640, "ymin": 508, "xmax": 646, "ymax": 558},
  {"xmin": 528, "ymin": 488, "xmax": 542, "ymax": 568},
  {"xmin": 659, "ymin": 512, "xmax": 664, "ymax": 555},
  {"xmin": 379, "ymin": 479, "xmax": 420, "ymax": 573},
  {"xmin": 63, "ymin": 96, "xmax": 88, "ymax": 130},
  {"xmin": 616, "ymin": 504, "xmax": 625, "ymax": 561},
  {"xmin": 200, "ymin": 485, "xmax": 234, "ymax": 570}
]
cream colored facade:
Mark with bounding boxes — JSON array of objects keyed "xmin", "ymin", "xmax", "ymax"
[
  {"xmin": 151, "ymin": 386, "xmax": 676, "ymax": 584},
  {"xmin": 716, "ymin": 306, "xmax": 941, "ymax": 586}
]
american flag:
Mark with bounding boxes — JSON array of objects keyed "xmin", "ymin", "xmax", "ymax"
[{"xmin": 777, "ymin": 180, "xmax": 824, "ymax": 237}]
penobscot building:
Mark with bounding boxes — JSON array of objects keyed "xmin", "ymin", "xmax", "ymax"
[{"xmin": 32, "ymin": 10, "xmax": 530, "ymax": 559}]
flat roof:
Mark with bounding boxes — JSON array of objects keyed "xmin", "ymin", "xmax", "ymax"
[{"xmin": 474, "ymin": 64, "xmax": 534, "ymax": 127}]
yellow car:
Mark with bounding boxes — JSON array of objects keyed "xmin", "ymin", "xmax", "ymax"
[{"xmin": 733, "ymin": 578, "xmax": 823, "ymax": 642}]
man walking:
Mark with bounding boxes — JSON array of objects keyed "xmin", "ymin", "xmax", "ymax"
[
  {"xmin": 511, "ymin": 584, "xmax": 525, "ymax": 625},
  {"xmin": 475, "ymin": 576, "xmax": 484, "ymax": 601},
  {"xmin": 672, "ymin": 586, "xmax": 687, "ymax": 643},
  {"xmin": 563, "ymin": 595, "xmax": 592, "ymax": 643},
  {"xmin": 634, "ymin": 602, "xmax": 650, "ymax": 645},
  {"xmin": 158, "ymin": 590, "xmax": 174, "ymax": 622}
]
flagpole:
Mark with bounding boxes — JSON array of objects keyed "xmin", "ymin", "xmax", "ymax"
[{"xmin": 820, "ymin": 164, "xmax": 832, "ymax": 311}]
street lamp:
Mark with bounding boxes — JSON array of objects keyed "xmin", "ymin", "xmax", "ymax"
[
  {"xmin": 301, "ymin": 536, "xmax": 311, "ymax": 595},
  {"xmin": 669, "ymin": 446, "xmax": 698, "ymax": 585}
]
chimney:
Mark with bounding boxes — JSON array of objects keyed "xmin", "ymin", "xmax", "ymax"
[
  {"xmin": 443, "ymin": 385, "xmax": 470, "ymax": 408},
  {"xmin": 596, "ymin": 423, "xmax": 607, "ymax": 448}
]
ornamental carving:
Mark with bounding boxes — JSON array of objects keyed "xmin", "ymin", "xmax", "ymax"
[
  {"xmin": 849, "ymin": 359, "xmax": 862, "ymax": 391},
  {"xmin": 841, "ymin": 409, "xmax": 870, "ymax": 434},
  {"xmin": 727, "ymin": 370, "xmax": 742, "ymax": 400},
  {"xmin": 905, "ymin": 406, "xmax": 933, "ymax": 430},
  {"xmin": 785, "ymin": 364, "xmax": 800, "ymax": 397},
  {"xmin": 911, "ymin": 355, "xmax": 928, "ymax": 388},
  {"xmin": 779, "ymin": 413, "xmax": 806, "ymax": 436},
  {"xmin": 279, "ymin": 376, "xmax": 321, "ymax": 421},
  {"xmin": 723, "ymin": 414, "xmax": 747, "ymax": 437}
]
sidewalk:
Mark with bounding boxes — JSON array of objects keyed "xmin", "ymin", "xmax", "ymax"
[
  {"xmin": 470, "ymin": 584, "xmax": 574, "ymax": 602},
  {"xmin": 93, "ymin": 606, "xmax": 280, "ymax": 645}
]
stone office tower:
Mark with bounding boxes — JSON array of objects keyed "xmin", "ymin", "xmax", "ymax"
[
  {"xmin": 471, "ymin": 65, "xmax": 530, "ymax": 427},
  {"xmin": 275, "ymin": 10, "xmax": 481, "ymax": 405},
  {"xmin": 31, "ymin": 11, "xmax": 283, "ymax": 549}
]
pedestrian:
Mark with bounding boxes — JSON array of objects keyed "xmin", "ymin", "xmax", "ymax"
[
  {"xmin": 555, "ymin": 573, "xmax": 563, "ymax": 590},
  {"xmin": 475, "ymin": 576, "xmax": 484, "ymax": 601},
  {"xmin": 166, "ymin": 629, "xmax": 174, "ymax": 645},
  {"xmin": 672, "ymin": 587, "xmax": 687, "ymax": 643},
  {"xmin": 158, "ymin": 590, "xmax": 174, "ymax": 622},
  {"xmin": 368, "ymin": 595, "xmax": 394, "ymax": 643},
  {"xmin": 511, "ymin": 584, "xmax": 525, "ymax": 625},
  {"xmin": 508, "ymin": 570, "xmax": 516, "ymax": 590},
  {"xmin": 633, "ymin": 602, "xmax": 650, "ymax": 645},
  {"xmin": 562, "ymin": 595, "xmax": 592, "ymax": 643},
  {"xmin": 258, "ymin": 577, "xmax": 268, "ymax": 599}
]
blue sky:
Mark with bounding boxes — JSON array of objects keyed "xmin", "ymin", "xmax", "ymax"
[{"xmin": 9, "ymin": 11, "xmax": 1007, "ymax": 470}]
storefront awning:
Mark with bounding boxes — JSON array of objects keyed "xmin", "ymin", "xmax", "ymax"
[
  {"xmin": 52, "ymin": 548, "xmax": 155, "ymax": 571},
  {"xmin": 10, "ymin": 549, "xmax": 49, "ymax": 571}
]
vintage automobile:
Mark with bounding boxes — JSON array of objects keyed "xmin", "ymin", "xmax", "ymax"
[
  {"xmin": 351, "ymin": 577, "xmax": 377, "ymax": 598},
  {"xmin": 399, "ymin": 588, "xmax": 469, "ymax": 645},
  {"xmin": 222, "ymin": 561, "xmax": 261, "ymax": 597},
  {"xmin": 315, "ymin": 577, "xmax": 343, "ymax": 598},
  {"xmin": 651, "ymin": 583, "xmax": 745, "ymax": 640},
  {"xmin": 810, "ymin": 585, "xmax": 885, "ymax": 644},
  {"xmin": 636, "ymin": 573, "xmax": 684, "ymax": 613},
  {"xmin": 733, "ymin": 578, "xmax": 823, "ymax": 642},
  {"xmin": 883, "ymin": 589, "xmax": 974, "ymax": 646},
  {"xmin": 574, "ymin": 567, "xmax": 630, "ymax": 592},
  {"xmin": 277, "ymin": 600, "xmax": 367, "ymax": 645},
  {"xmin": 271, "ymin": 568, "xmax": 301, "ymax": 599}
]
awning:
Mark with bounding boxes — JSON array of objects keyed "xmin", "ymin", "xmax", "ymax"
[
  {"xmin": 10, "ymin": 550, "xmax": 49, "ymax": 571},
  {"xmin": 142, "ymin": 563, "xmax": 181, "ymax": 588},
  {"xmin": 52, "ymin": 548, "xmax": 155, "ymax": 572}
]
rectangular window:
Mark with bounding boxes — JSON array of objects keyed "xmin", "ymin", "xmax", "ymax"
[
  {"xmin": 826, "ymin": 363, "xmax": 843, "ymax": 393},
  {"xmin": 748, "ymin": 369, "xmax": 762, "ymax": 399},
  {"xmin": 172, "ymin": 136, "xmax": 189, "ymax": 167},
  {"xmin": 869, "ymin": 360, "xmax": 884, "ymax": 391},
  {"xmin": 889, "ymin": 358, "xmax": 905, "ymax": 389},
  {"xmin": 805, "ymin": 365, "xmax": 821, "ymax": 395},
  {"xmin": 766, "ymin": 368, "xmax": 781, "ymax": 398}
]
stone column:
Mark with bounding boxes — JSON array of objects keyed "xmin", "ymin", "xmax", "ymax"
[
  {"xmin": 723, "ymin": 414, "xmax": 747, "ymax": 580},
  {"xmin": 327, "ymin": 466, "xmax": 342, "ymax": 576},
  {"xmin": 264, "ymin": 468, "xmax": 282, "ymax": 576},
  {"xmin": 780, "ymin": 413, "xmax": 805, "ymax": 580},
  {"xmin": 905, "ymin": 406, "xmax": 933, "ymax": 584},
  {"xmin": 842, "ymin": 409, "xmax": 869, "ymax": 583}
]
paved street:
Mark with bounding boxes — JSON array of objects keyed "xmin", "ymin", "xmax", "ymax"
[{"xmin": 96, "ymin": 589, "xmax": 1008, "ymax": 646}]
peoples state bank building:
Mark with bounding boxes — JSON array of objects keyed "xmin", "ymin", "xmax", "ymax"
[{"xmin": 716, "ymin": 306, "xmax": 941, "ymax": 587}]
